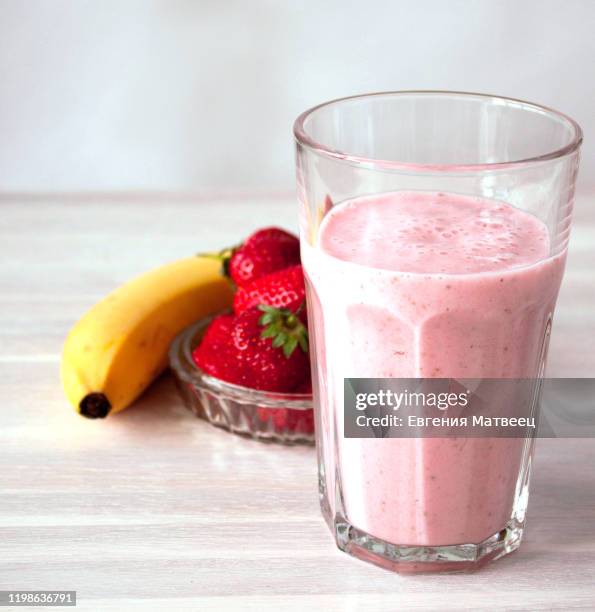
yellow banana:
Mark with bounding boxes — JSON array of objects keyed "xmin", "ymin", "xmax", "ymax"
[{"xmin": 61, "ymin": 256, "xmax": 234, "ymax": 418}]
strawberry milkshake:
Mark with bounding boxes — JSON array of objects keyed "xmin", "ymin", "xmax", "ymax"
[{"xmin": 302, "ymin": 191, "xmax": 566, "ymax": 570}]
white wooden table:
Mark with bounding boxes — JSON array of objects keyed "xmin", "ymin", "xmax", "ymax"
[{"xmin": 1, "ymin": 193, "xmax": 594, "ymax": 611}]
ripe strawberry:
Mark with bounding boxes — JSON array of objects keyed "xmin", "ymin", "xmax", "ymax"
[
  {"xmin": 229, "ymin": 227, "xmax": 300, "ymax": 286},
  {"xmin": 233, "ymin": 265, "xmax": 306, "ymax": 315},
  {"xmin": 293, "ymin": 378, "xmax": 312, "ymax": 394},
  {"xmin": 230, "ymin": 307, "xmax": 309, "ymax": 391},
  {"xmin": 193, "ymin": 306, "xmax": 309, "ymax": 393},
  {"xmin": 192, "ymin": 314, "xmax": 235, "ymax": 379}
]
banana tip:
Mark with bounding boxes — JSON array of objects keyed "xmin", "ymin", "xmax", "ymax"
[{"xmin": 79, "ymin": 393, "xmax": 112, "ymax": 419}]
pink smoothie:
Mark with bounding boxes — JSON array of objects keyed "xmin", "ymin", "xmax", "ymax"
[{"xmin": 303, "ymin": 191, "xmax": 565, "ymax": 547}]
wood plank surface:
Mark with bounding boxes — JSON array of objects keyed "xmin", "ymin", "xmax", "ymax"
[{"xmin": 1, "ymin": 192, "xmax": 594, "ymax": 611}]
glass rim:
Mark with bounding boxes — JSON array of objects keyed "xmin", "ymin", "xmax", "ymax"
[{"xmin": 293, "ymin": 90, "xmax": 583, "ymax": 172}]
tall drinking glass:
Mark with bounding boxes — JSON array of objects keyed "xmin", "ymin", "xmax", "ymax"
[{"xmin": 294, "ymin": 92, "xmax": 582, "ymax": 572}]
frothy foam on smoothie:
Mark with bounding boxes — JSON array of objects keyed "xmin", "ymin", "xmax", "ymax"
[{"xmin": 319, "ymin": 191, "xmax": 549, "ymax": 274}]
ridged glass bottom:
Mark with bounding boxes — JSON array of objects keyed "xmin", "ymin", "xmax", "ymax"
[
  {"xmin": 332, "ymin": 517, "xmax": 523, "ymax": 574},
  {"xmin": 319, "ymin": 480, "xmax": 525, "ymax": 573}
]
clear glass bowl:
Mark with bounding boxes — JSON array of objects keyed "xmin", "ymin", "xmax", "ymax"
[{"xmin": 169, "ymin": 316, "xmax": 314, "ymax": 444}]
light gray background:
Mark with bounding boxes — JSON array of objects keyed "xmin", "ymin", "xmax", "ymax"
[{"xmin": 1, "ymin": 0, "xmax": 594, "ymax": 193}]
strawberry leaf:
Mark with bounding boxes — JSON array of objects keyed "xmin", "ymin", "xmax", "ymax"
[
  {"xmin": 259, "ymin": 312, "xmax": 275, "ymax": 326},
  {"xmin": 298, "ymin": 334, "xmax": 309, "ymax": 353},
  {"xmin": 258, "ymin": 302, "xmax": 309, "ymax": 359},
  {"xmin": 199, "ymin": 244, "xmax": 240, "ymax": 278},
  {"xmin": 284, "ymin": 336, "xmax": 298, "ymax": 357},
  {"xmin": 272, "ymin": 333, "xmax": 287, "ymax": 348},
  {"xmin": 261, "ymin": 326, "xmax": 277, "ymax": 339}
]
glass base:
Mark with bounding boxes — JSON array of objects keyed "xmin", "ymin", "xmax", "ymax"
[
  {"xmin": 334, "ymin": 518, "xmax": 523, "ymax": 573},
  {"xmin": 316, "ymin": 432, "xmax": 533, "ymax": 573},
  {"xmin": 320, "ymin": 483, "xmax": 525, "ymax": 574}
]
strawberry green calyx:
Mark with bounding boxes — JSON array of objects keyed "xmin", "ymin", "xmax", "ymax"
[
  {"xmin": 258, "ymin": 304, "xmax": 309, "ymax": 358},
  {"xmin": 199, "ymin": 245, "xmax": 239, "ymax": 278}
]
